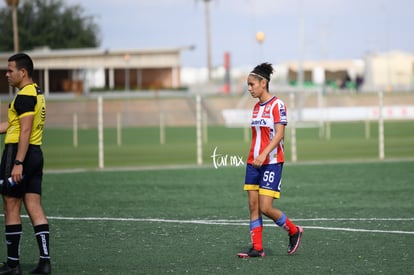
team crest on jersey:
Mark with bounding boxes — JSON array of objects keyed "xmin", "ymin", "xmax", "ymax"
[{"xmin": 262, "ymin": 104, "xmax": 272, "ymax": 118}]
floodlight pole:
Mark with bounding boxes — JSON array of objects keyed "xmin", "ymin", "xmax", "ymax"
[
  {"xmin": 256, "ymin": 31, "xmax": 265, "ymax": 62},
  {"xmin": 5, "ymin": 0, "xmax": 20, "ymax": 52},
  {"xmin": 295, "ymin": 0, "xmax": 305, "ymax": 123},
  {"xmin": 203, "ymin": 0, "xmax": 212, "ymax": 83},
  {"xmin": 297, "ymin": 0, "xmax": 304, "ymax": 87}
]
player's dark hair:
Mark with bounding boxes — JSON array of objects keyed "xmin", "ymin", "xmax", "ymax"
[
  {"xmin": 8, "ymin": 53, "xmax": 34, "ymax": 78},
  {"xmin": 250, "ymin": 62, "xmax": 274, "ymax": 89}
]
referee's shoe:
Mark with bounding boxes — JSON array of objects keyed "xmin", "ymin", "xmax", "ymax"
[
  {"xmin": 30, "ymin": 259, "xmax": 51, "ymax": 274},
  {"xmin": 0, "ymin": 262, "xmax": 22, "ymax": 275}
]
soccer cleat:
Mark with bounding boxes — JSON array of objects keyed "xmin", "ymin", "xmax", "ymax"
[
  {"xmin": 287, "ymin": 226, "xmax": 303, "ymax": 255},
  {"xmin": 237, "ymin": 248, "xmax": 265, "ymax": 258},
  {"xmin": 0, "ymin": 262, "xmax": 22, "ymax": 275},
  {"xmin": 30, "ymin": 259, "xmax": 51, "ymax": 275}
]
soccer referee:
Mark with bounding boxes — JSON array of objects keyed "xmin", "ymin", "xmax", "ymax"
[{"xmin": 0, "ymin": 53, "xmax": 51, "ymax": 275}]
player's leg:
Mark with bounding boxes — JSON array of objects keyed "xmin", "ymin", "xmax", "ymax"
[
  {"xmin": 247, "ymin": 190, "xmax": 264, "ymax": 253},
  {"xmin": 0, "ymin": 196, "xmax": 23, "ymax": 274},
  {"xmin": 238, "ymin": 165, "xmax": 265, "ymax": 258},
  {"xmin": 237, "ymin": 190, "xmax": 265, "ymax": 258},
  {"xmin": 259, "ymin": 194, "xmax": 303, "ymax": 254},
  {"xmin": 258, "ymin": 163, "xmax": 303, "ymax": 255}
]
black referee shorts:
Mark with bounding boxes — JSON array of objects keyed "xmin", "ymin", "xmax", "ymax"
[{"xmin": 0, "ymin": 143, "xmax": 44, "ymax": 198}]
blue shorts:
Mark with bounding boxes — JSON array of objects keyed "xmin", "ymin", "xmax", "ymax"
[{"xmin": 244, "ymin": 163, "xmax": 283, "ymax": 199}]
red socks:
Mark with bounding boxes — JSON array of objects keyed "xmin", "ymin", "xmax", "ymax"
[
  {"xmin": 275, "ymin": 213, "xmax": 298, "ymax": 235},
  {"xmin": 249, "ymin": 214, "xmax": 298, "ymax": 251},
  {"xmin": 285, "ymin": 217, "xmax": 298, "ymax": 235},
  {"xmin": 250, "ymin": 217, "xmax": 263, "ymax": 251}
]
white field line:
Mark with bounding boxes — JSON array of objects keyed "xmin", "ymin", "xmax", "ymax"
[
  {"xmin": 302, "ymin": 226, "xmax": 414, "ymax": 235},
  {"xmin": 7, "ymin": 215, "xmax": 412, "ymax": 235}
]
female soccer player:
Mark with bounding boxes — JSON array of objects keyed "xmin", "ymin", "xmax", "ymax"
[{"xmin": 237, "ymin": 62, "xmax": 303, "ymax": 258}]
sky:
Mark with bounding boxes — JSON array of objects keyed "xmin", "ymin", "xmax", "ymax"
[{"xmin": 1, "ymin": 0, "xmax": 413, "ymax": 68}]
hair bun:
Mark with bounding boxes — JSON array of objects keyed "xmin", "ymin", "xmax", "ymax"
[{"xmin": 251, "ymin": 62, "xmax": 274, "ymax": 81}]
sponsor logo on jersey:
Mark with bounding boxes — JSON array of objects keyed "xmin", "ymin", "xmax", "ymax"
[
  {"xmin": 251, "ymin": 119, "xmax": 267, "ymax": 126},
  {"xmin": 279, "ymin": 107, "xmax": 287, "ymax": 121}
]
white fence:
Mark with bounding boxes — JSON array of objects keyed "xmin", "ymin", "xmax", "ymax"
[{"xmin": 222, "ymin": 105, "xmax": 414, "ymax": 126}]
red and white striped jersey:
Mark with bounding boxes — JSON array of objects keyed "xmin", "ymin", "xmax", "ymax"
[{"xmin": 247, "ymin": 96, "xmax": 287, "ymax": 165}]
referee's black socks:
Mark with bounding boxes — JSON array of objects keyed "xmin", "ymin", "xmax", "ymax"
[
  {"xmin": 5, "ymin": 224, "xmax": 22, "ymax": 268},
  {"xmin": 34, "ymin": 224, "xmax": 51, "ymax": 261}
]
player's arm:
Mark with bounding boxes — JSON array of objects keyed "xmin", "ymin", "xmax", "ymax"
[
  {"xmin": 253, "ymin": 123, "xmax": 285, "ymax": 167},
  {"xmin": 0, "ymin": 121, "xmax": 8, "ymax": 134}
]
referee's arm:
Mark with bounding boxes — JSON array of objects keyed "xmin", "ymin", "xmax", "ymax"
[
  {"xmin": 0, "ymin": 121, "xmax": 8, "ymax": 134},
  {"xmin": 16, "ymin": 115, "xmax": 34, "ymax": 162}
]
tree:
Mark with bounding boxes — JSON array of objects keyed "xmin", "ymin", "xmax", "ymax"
[{"xmin": 0, "ymin": 0, "xmax": 100, "ymax": 51}]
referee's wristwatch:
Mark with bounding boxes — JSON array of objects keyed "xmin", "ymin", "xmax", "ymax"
[{"xmin": 14, "ymin": 160, "xmax": 23, "ymax": 165}]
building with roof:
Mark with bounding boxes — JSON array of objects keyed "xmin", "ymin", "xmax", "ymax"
[
  {"xmin": 363, "ymin": 51, "xmax": 414, "ymax": 92},
  {"xmin": 1, "ymin": 48, "xmax": 412, "ymax": 95},
  {"xmin": 280, "ymin": 51, "xmax": 414, "ymax": 92},
  {"xmin": 283, "ymin": 59, "xmax": 364, "ymax": 88},
  {"xmin": 0, "ymin": 46, "xmax": 190, "ymax": 95}
]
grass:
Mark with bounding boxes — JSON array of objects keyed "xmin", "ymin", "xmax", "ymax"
[
  {"xmin": 8, "ymin": 161, "xmax": 414, "ymax": 274},
  {"xmin": 0, "ymin": 120, "xmax": 412, "ymax": 274},
  {"xmin": 32, "ymin": 120, "xmax": 414, "ymax": 170}
]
